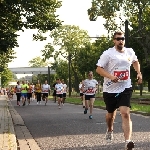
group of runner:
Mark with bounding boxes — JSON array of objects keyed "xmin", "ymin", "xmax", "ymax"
[
  {"xmin": 5, "ymin": 31, "xmax": 142, "ymax": 149},
  {"xmin": 15, "ymin": 80, "xmax": 50, "ymax": 106},
  {"xmin": 13, "ymin": 78, "xmax": 68, "ymax": 108}
]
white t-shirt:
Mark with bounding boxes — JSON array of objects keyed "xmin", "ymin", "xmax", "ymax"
[
  {"xmin": 79, "ymin": 83, "xmax": 83, "ymax": 93},
  {"xmin": 83, "ymin": 79, "xmax": 98, "ymax": 95},
  {"xmin": 63, "ymin": 84, "xmax": 67, "ymax": 93},
  {"xmin": 31, "ymin": 85, "xmax": 35, "ymax": 92},
  {"xmin": 42, "ymin": 84, "xmax": 50, "ymax": 93},
  {"xmin": 55, "ymin": 83, "xmax": 63, "ymax": 94},
  {"xmin": 96, "ymin": 47, "xmax": 138, "ymax": 93},
  {"xmin": 16, "ymin": 85, "xmax": 21, "ymax": 93}
]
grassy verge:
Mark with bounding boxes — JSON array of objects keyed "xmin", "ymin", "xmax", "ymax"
[
  {"xmin": 65, "ymin": 97, "xmax": 150, "ymax": 114},
  {"xmin": 70, "ymin": 91, "xmax": 150, "ymax": 99}
]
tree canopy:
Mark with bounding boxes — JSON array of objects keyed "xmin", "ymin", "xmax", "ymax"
[{"xmin": 0, "ymin": 0, "xmax": 62, "ymax": 56}]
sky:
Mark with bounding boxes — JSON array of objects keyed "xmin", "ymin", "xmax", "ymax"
[{"xmin": 8, "ymin": 0, "xmax": 107, "ymax": 77}]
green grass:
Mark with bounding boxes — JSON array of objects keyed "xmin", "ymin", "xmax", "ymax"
[
  {"xmin": 49, "ymin": 90, "xmax": 150, "ymax": 114},
  {"xmin": 131, "ymin": 94, "xmax": 150, "ymax": 99},
  {"xmin": 65, "ymin": 97, "xmax": 150, "ymax": 114},
  {"xmin": 131, "ymin": 103, "xmax": 150, "ymax": 113},
  {"xmin": 70, "ymin": 91, "xmax": 150, "ymax": 99}
]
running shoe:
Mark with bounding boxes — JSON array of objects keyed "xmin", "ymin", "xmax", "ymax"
[
  {"xmin": 125, "ymin": 141, "xmax": 134, "ymax": 150},
  {"xmin": 84, "ymin": 108, "xmax": 88, "ymax": 114},
  {"xmin": 89, "ymin": 115, "xmax": 92, "ymax": 119},
  {"xmin": 22, "ymin": 102, "xmax": 26, "ymax": 106},
  {"xmin": 105, "ymin": 131, "xmax": 113, "ymax": 142}
]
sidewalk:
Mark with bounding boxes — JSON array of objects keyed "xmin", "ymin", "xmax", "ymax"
[
  {"xmin": 8, "ymin": 99, "xmax": 41, "ymax": 150},
  {"xmin": 0, "ymin": 95, "xmax": 17, "ymax": 150},
  {"xmin": 0, "ymin": 95, "xmax": 41, "ymax": 150}
]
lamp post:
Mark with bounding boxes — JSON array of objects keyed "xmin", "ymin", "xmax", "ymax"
[
  {"xmin": 125, "ymin": 20, "xmax": 129, "ymax": 48},
  {"xmin": 48, "ymin": 66, "xmax": 51, "ymax": 94},
  {"xmin": 68, "ymin": 53, "xmax": 71, "ymax": 97}
]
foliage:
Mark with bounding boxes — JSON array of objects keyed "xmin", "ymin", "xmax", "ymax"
[
  {"xmin": 0, "ymin": 49, "xmax": 16, "ymax": 71},
  {"xmin": 28, "ymin": 56, "xmax": 55, "ymax": 85},
  {"xmin": 88, "ymin": 0, "xmax": 150, "ymax": 32},
  {"xmin": 0, "ymin": 0, "xmax": 62, "ymax": 67},
  {"xmin": 76, "ymin": 38, "xmax": 113, "ymax": 80},
  {"xmin": 0, "ymin": 49, "xmax": 16, "ymax": 86},
  {"xmin": 41, "ymin": 25, "xmax": 90, "ymax": 60},
  {"xmin": 51, "ymin": 60, "xmax": 69, "ymax": 81},
  {"xmin": 41, "ymin": 25, "xmax": 91, "ymax": 91},
  {"xmin": 1, "ymin": 68, "xmax": 13, "ymax": 87},
  {"xmin": 88, "ymin": 0, "xmax": 150, "ymax": 91},
  {"xmin": 28, "ymin": 56, "xmax": 51, "ymax": 67}
]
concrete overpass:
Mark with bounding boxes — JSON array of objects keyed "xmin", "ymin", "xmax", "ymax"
[{"xmin": 8, "ymin": 67, "xmax": 56, "ymax": 75}]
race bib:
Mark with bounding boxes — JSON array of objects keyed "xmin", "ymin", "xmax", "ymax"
[
  {"xmin": 114, "ymin": 67, "xmax": 129, "ymax": 82},
  {"xmin": 56, "ymin": 87, "xmax": 62, "ymax": 94},
  {"xmin": 44, "ymin": 88, "xmax": 48, "ymax": 92},
  {"xmin": 17, "ymin": 89, "xmax": 21, "ymax": 92},
  {"xmin": 86, "ymin": 87, "xmax": 94, "ymax": 93}
]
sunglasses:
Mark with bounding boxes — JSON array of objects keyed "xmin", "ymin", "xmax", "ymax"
[{"xmin": 114, "ymin": 37, "xmax": 125, "ymax": 41}]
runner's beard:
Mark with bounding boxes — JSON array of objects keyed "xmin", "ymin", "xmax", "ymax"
[{"xmin": 117, "ymin": 44, "xmax": 123, "ymax": 51}]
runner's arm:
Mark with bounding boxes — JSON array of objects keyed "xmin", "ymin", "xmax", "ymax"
[
  {"xmin": 132, "ymin": 60, "xmax": 142, "ymax": 84},
  {"xmin": 132, "ymin": 60, "xmax": 141, "ymax": 74},
  {"xmin": 96, "ymin": 66, "xmax": 118, "ymax": 81}
]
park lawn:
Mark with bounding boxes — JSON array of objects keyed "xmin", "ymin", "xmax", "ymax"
[{"xmin": 65, "ymin": 97, "xmax": 150, "ymax": 114}]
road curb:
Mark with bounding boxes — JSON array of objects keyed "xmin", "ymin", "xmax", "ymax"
[{"xmin": 8, "ymin": 100, "xmax": 41, "ymax": 150}]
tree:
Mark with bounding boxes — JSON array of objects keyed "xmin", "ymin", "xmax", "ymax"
[
  {"xmin": 51, "ymin": 60, "xmax": 69, "ymax": 82},
  {"xmin": 0, "ymin": 0, "xmax": 62, "ymax": 63},
  {"xmin": 41, "ymin": 25, "xmax": 90, "ymax": 92},
  {"xmin": 0, "ymin": 49, "xmax": 16, "ymax": 71},
  {"xmin": 28, "ymin": 56, "xmax": 53, "ymax": 84},
  {"xmin": 88, "ymin": 0, "xmax": 150, "ymax": 94},
  {"xmin": 76, "ymin": 37, "xmax": 113, "ymax": 78},
  {"xmin": 88, "ymin": 0, "xmax": 150, "ymax": 33},
  {"xmin": 28, "ymin": 56, "xmax": 51, "ymax": 67},
  {"xmin": 1, "ymin": 68, "xmax": 13, "ymax": 87}
]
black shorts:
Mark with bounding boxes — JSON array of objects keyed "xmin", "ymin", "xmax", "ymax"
[
  {"xmin": 42, "ymin": 93, "xmax": 48, "ymax": 98},
  {"xmin": 57, "ymin": 94, "xmax": 63, "ymax": 98},
  {"xmin": 63, "ymin": 93, "xmax": 66, "ymax": 98},
  {"xmin": 27, "ymin": 93, "xmax": 32, "ymax": 99},
  {"xmin": 103, "ymin": 87, "xmax": 133, "ymax": 113},
  {"xmin": 53, "ymin": 90, "xmax": 56, "ymax": 96},
  {"xmin": 80, "ymin": 93, "xmax": 84, "ymax": 96},
  {"xmin": 85, "ymin": 94, "xmax": 95, "ymax": 100}
]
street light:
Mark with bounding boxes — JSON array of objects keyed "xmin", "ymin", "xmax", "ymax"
[{"xmin": 68, "ymin": 53, "xmax": 71, "ymax": 97}]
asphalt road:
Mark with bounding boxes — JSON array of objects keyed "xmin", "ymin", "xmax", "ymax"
[{"xmin": 10, "ymin": 98, "xmax": 150, "ymax": 150}]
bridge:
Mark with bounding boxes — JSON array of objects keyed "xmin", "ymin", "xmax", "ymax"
[{"xmin": 8, "ymin": 67, "xmax": 56, "ymax": 75}]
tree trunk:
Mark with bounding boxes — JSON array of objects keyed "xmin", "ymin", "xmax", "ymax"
[
  {"xmin": 71, "ymin": 64, "xmax": 79, "ymax": 93},
  {"xmin": 148, "ymin": 79, "xmax": 150, "ymax": 92}
]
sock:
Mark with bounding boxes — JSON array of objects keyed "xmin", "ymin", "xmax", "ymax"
[{"xmin": 125, "ymin": 140, "xmax": 131, "ymax": 143}]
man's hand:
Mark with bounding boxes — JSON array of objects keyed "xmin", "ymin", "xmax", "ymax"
[
  {"xmin": 110, "ymin": 75, "xmax": 119, "ymax": 83},
  {"xmin": 137, "ymin": 72, "xmax": 142, "ymax": 84}
]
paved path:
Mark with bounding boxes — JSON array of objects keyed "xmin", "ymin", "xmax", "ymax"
[
  {"xmin": 0, "ymin": 96, "xmax": 17, "ymax": 150},
  {"xmin": 9, "ymin": 98, "xmax": 150, "ymax": 150}
]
